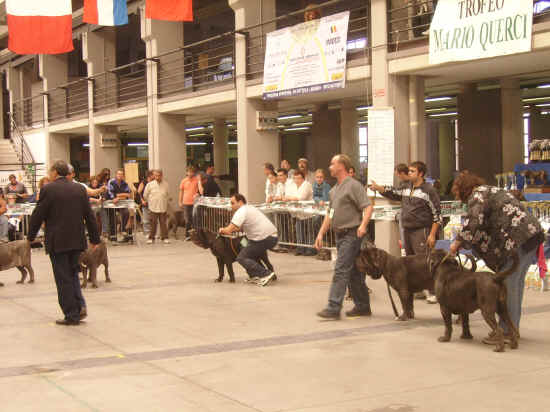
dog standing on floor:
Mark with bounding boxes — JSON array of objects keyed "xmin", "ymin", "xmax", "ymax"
[
  {"xmin": 0, "ymin": 240, "xmax": 35, "ymax": 286},
  {"xmin": 428, "ymin": 249, "xmax": 520, "ymax": 352},
  {"xmin": 190, "ymin": 228, "xmax": 274, "ymax": 283},
  {"xmin": 79, "ymin": 241, "xmax": 111, "ymax": 288}
]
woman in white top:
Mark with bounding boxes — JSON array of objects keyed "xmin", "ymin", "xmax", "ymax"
[{"xmin": 284, "ymin": 170, "xmax": 315, "ymax": 256}]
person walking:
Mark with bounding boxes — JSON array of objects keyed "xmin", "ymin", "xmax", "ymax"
[
  {"xmin": 370, "ymin": 161, "xmax": 441, "ymax": 303},
  {"xmin": 219, "ymin": 194, "xmax": 278, "ymax": 286},
  {"xmin": 179, "ymin": 165, "xmax": 199, "ymax": 240},
  {"xmin": 316, "ymin": 154, "xmax": 374, "ymax": 319},
  {"xmin": 450, "ymin": 173, "xmax": 544, "ymax": 344},
  {"xmin": 137, "ymin": 170, "xmax": 154, "ymax": 237},
  {"xmin": 28, "ymin": 160, "xmax": 100, "ymax": 325},
  {"xmin": 143, "ymin": 169, "xmax": 170, "ymax": 244}
]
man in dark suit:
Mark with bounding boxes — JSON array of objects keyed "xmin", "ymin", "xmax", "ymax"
[{"xmin": 28, "ymin": 160, "xmax": 100, "ymax": 326}]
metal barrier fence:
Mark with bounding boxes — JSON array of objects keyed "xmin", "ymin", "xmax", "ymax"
[
  {"xmin": 12, "ymin": 95, "xmax": 44, "ymax": 130},
  {"xmin": 48, "ymin": 78, "xmax": 89, "ymax": 122},
  {"xmin": 246, "ymin": 0, "xmax": 370, "ymax": 81},
  {"xmin": 157, "ymin": 33, "xmax": 235, "ymax": 98},
  {"xmin": 92, "ymin": 60, "xmax": 147, "ymax": 112},
  {"xmin": 388, "ymin": 1, "xmax": 550, "ymax": 49}
]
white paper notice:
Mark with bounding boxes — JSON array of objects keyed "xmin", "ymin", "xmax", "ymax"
[{"xmin": 367, "ymin": 107, "xmax": 395, "ymax": 197}]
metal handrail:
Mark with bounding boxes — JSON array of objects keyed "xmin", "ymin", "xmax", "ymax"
[{"xmin": 47, "ymin": 78, "xmax": 89, "ymax": 122}]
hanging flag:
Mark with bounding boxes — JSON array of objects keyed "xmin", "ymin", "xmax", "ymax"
[
  {"xmin": 146, "ymin": 0, "xmax": 193, "ymax": 22},
  {"xmin": 6, "ymin": 0, "xmax": 73, "ymax": 55},
  {"xmin": 84, "ymin": 0, "xmax": 129, "ymax": 26}
]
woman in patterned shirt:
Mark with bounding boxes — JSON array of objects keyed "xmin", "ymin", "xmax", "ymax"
[{"xmin": 449, "ymin": 173, "xmax": 544, "ymax": 345}]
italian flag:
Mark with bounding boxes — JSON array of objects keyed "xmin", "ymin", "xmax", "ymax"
[{"xmin": 7, "ymin": 0, "xmax": 73, "ymax": 55}]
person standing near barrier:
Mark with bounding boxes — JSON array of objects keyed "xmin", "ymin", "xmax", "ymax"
[
  {"xmin": 179, "ymin": 166, "xmax": 199, "ymax": 241},
  {"xmin": 144, "ymin": 170, "xmax": 170, "ymax": 245},
  {"xmin": 137, "ymin": 171, "xmax": 154, "ymax": 237},
  {"xmin": 281, "ymin": 160, "xmax": 295, "ymax": 180},
  {"xmin": 297, "ymin": 158, "xmax": 315, "ymax": 185},
  {"xmin": 106, "ymin": 169, "xmax": 133, "ymax": 243},
  {"xmin": 285, "ymin": 170, "xmax": 315, "ymax": 256},
  {"xmin": 313, "ymin": 169, "xmax": 331, "ymax": 260},
  {"xmin": 316, "ymin": 154, "xmax": 374, "ymax": 319},
  {"xmin": 371, "ymin": 161, "xmax": 441, "ymax": 303},
  {"xmin": 28, "ymin": 160, "xmax": 100, "ymax": 325},
  {"xmin": 274, "ymin": 168, "xmax": 294, "ymax": 201},
  {"xmin": 0, "ymin": 195, "xmax": 8, "ymax": 242},
  {"xmin": 219, "ymin": 194, "xmax": 278, "ymax": 286}
]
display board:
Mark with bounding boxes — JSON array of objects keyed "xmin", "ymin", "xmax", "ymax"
[
  {"xmin": 367, "ymin": 107, "xmax": 395, "ymax": 197},
  {"xmin": 429, "ymin": 0, "xmax": 533, "ymax": 65},
  {"xmin": 262, "ymin": 11, "xmax": 350, "ymax": 99}
]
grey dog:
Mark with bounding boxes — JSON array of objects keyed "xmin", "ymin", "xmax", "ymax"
[
  {"xmin": 0, "ymin": 240, "xmax": 35, "ymax": 285},
  {"xmin": 79, "ymin": 241, "xmax": 111, "ymax": 288}
]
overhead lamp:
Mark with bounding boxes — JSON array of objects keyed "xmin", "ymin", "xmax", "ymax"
[
  {"xmin": 83, "ymin": 143, "xmax": 90, "ymax": 147},
  {"xmin": 228, "ymin": 142, "xmax": 238, "ymax": 145},
  {"xmin": 278, "ymin": 114, "xmax": 303, "ymax": 120},
  {"xmin": 188, "ymin": 133, "xmax": 206, "ymax": 137},
  {"xmin": 127, "ymin": 143, "xmax": 148, "ymax": 147},
  {"xmin": 425, "ymin": 107, "xmax": 447, "ymax": 113},
  {"xmin": 185, "ymin": 126, "xmax": 205, "ymax": 132},
  {"xmin": 523, "ymin": 113, "xmax": 530, "ymax": 117},
  {"xmin": 358, "ymin": 120, "xmax": 368, "ymax": 125},
  {"xmin": 356, "ymin": 106, "xmax": 372, "ymax": 111},
  {"xmin": 428, "ymin": 112, "xmax": 458, "ymax": 118},
  {"xmin": 536, "ymin": 103, "xmax": 550, "ymax": 107},
  {"xmin": 425, "ymin": 96, "xmax": 453, "ymax": 102},
  {"xmin": 292, "ymin": 122, "xmax": 312, "ymax": 126},
  {"xmin": 523, "ymin": 96, "xmax": 550, "ymax": 102},
  {"xmin": 537, "ymin": 84, "xmax": 550, "ymax": 89},
  {"xmin": 284, "ymin": 127, "xmax": 310, "ymax": 131},
  {"xmin": 186, "ymin": 142, "xmax": 207, "ymax": 146}
]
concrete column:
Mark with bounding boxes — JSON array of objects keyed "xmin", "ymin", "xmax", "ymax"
[
  {"xmin": 530, "ymin": 106, "xmax": 544, "ymax": 141},
  {"xmin": 213, "ymin": 118, "xmax": 228, "ymax": 175},
  {"xmin": 83, "ymin": 29, "xmax": 120, "ymax": 175},
  {"xmin": 142, "ymin": 12, "xmax": 186, "ymax": 204},
  {"xmin": 45, "ymin": 132, "xmax": 70, "ymax": 169},
  {"xmin": 230, "ymin": 0, "xmax": 279, "ymax": 202},
  {"xmin": 501, "ymin": 79, "xmax": 523, "ymax": 172},
  {"xmin": 309, "ymin": 104, "xmax": 340, "ymax": 177},
  {"xmin": 340, "ymin": 100, "xmax": 359, "ymax": 171},
  {"xmin": 409, "ymin": 76, "xmax": 426, "ymax": 162},
  {"xmin": 6, "ymin": 67, "xmax": 22, "ymax": 127}
]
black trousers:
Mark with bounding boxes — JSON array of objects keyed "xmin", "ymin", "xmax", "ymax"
[
  {"xmin": 49, "ymin": 250, "xmax": 86, "ymax": 322},
  {"xmin": 108, "ymin": 208, "xmax": 130, "ymax": 240}
]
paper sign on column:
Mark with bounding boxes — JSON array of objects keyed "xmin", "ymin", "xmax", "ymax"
[{"xmin": 367, "ymin": 107, "xmax": 395, "ymax": 197}]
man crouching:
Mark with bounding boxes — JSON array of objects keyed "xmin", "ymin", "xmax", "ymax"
[{"xmin": 219, "ymin": 194, "xmax": 278, "ymax": 286}]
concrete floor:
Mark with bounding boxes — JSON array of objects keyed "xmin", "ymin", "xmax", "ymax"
[{"xmin": 0, "ymin": 239, "xmax": 548, "ymax": 412}]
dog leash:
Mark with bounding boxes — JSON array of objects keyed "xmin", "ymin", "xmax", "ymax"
[
  {"xmin": 385, "ymin": 280, "xmax": 400, "ymax": 318},
  {"xmin": 229, "ymin": 238, "xmax": 239, "ymax": 258}
]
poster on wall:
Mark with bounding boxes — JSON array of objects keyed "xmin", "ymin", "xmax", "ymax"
[
  {"xmin": 367, "ymin": 107, "xmax": 395, "ymax": 197},
  {"xmin": 262, "ymin": 11, "xmax": 350, "ymax": 100},
  {"xmin": 429, "ymin": 0, "xmax": 533, "ymax": 65},
  {"xmin": 0, "ymin": 170, "xmax": 26, "ymax": 187}
]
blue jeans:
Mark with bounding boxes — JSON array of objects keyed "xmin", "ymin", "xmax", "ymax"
[
  {"xmin": 500, "ymin": 246, "xmax": 537, "ymax": 334},
  {"xmin": 0, "ymin": 215, "xmax": 9, "ymax": 240},
  {"xmin": 237, "ymin": 236, "xmax": 278, "ymax": 278},
  {"xmin": 327, "ymin": 230, "xmax": 371, "ymax": 313}
]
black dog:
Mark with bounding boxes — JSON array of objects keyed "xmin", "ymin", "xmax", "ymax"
[
  {"xmin": 356, "ymin": 247, "xmax": 437, "ymax": 321},
  {"xmin": 190, "ymin": 229, "xmax": 274, "ymax": 283},
  {"xmin": 428, "ymin": 249, "xmax": 519, "ymax": 352}
]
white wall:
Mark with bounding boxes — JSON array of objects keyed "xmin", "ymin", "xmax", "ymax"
[{"xmin": 23, "ymin": 131, "xmax": 47, "ymax": 164}]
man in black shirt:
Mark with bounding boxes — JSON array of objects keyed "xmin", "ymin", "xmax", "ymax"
[{"xmin": 199, "ymin": 165, "xmax": 222, "ymax": 197}]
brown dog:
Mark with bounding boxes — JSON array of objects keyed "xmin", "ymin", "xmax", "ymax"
[
  {"xmin": 356, "ymin": 247, "xmax": 436, "ymax": 320},
  {"xmin": 428, "ymin": 249, "xmax": 519, "ymax": 352},
  {"xmin": 0, "ymin": 240, "xmax": 35, "ymax": 285},
  {"xmin": 79, "ymin": 241, "xmax": 111, "ymax": 288}
]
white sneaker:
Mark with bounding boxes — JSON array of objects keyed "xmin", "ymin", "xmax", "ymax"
[
  {"xmin": 146, "ymin": 239, "xmax": 153, "ymax": 244},
  {"xmin": 245, "ymin": 277, "xmax": 260, "ymax": 284},
  {"xmin": 163, "ymin": 239, "xmax": 171, "ymax": 244},
  {"xmin": 259, "ymin": 272, "xmax": 276, "ymax": 287},
  {"xmin": 426, "ymin": 294, "xmax": 438, "ymax": 304}
]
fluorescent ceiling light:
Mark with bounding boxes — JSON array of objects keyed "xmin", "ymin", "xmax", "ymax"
[
  {"xmin": 429, "ymin": 112, "xmax": 457, "ymax": 118},
  {"xmin": 228, "ymin": 142, "xmax": 238, "ymax": 145},
  {"xmin": 278, "ymin": 114, "xmax": 304, "ymax": 120},
  {"xmin": 536, "ymin": 103, "xmax": 550, "ymax": 107},
  {"xmin": 284, "ymin": 127, "xmax": 310, "ymax": 131},
  {"xmin": 186, "ymin": 142, "xmax": 207, "ymax": 146},
  {"xmin": 185, "ymin": 126, "xmax": 205, "ymax": 132},
  {"xmin": 188, "ymin": 133, "xmax": 206, "ymax": 137},
  {"xmin": 425, "ymin": 108, "xmax": 447, "ymax": 113},
  {"xmin": 357, "ymin": 106, "xmax": 372, "ymax": 111},
  {"xmin": 523, "ymin": 113, "xmax": 530, "ymax": 117},
  {"xmin": 543, "ymin": 111, "xmax": 550, "ymax": 115},
  {"xmin": 127, "ymin": 143, "xmax": 148, "ymax": 147},
  {"xmin": 425, "ymin": 96, "xmax": 453, "ymax": 102},
  {"xmin": 226, "ymin": 123, "xmax": 234, "ymax": 127},
  {"xmin": 358, "ymin": 121, "xmax": 368, "ymax": 125},
  {"xmin": 292, "ymin": 122, "xmax": 312, "ymax": 126},
  {"xmin": 83, "ymin": 143, "xmax": 90, "ymax": 147},
  {"xmin": 208, "ymin": 125, "xmax": 213, "ymax": 129},
  {"xmin": 537, "ymin": 84, "xmax": 550, "ymax": 89},
  {"xmin": 523, "ymin": 96, "xmax": 550, "ymax": 102}
]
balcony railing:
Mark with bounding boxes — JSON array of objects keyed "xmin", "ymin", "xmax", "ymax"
[
  {"xmin": 48, "ymin": 78, "xmax": 89, "ymax": 123},
  {"xmin": 246, "ymin": 0, "xmax": 370, "ymax": 81},
  {"xmin": 157, "ymin": 33, "xmax": 235, "ymax": 99},
  {"xmin": 388, "ymin": 0, "xmax": 550, "ymax": 50},
  {"xmin": 12, "ymin": 95, "xmax": 44, "ymax": 130},
  {"xmin": 92, "ymin": 59, "xmax": 147, "ymax": 113}
]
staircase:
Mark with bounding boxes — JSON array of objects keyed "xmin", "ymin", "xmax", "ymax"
[{"xmin": 0, "ymin": 139, "xmax": 41, "ymax": 194}]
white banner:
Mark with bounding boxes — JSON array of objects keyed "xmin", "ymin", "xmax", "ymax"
[
  {"xmin": 429, "ymin": 0, "xmax": 533, "ymax": 65},
  {"xmin": 262, "ymin": 11, "xmax": 350, "ymax": 100},
  {"xmin": 367, "ymin": 108, "xmax": 395, "ymax": 197},
  {"xmin": 0, "ymin": 170, "xmax": 26, "ymax": 187}
]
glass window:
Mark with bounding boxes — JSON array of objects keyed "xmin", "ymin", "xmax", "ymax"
[
  {"xmin": 524, "ymin": 117, "xmax": 530, "ymax": 164},
  {"xmin": 359, "ymin": 127, "xmax": 368, "ymax": 165}
]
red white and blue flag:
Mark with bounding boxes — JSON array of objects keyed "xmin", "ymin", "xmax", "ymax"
[
  {"xmin": 6, "ymin": 0, "xmax": 73, "ymax": 55},
  {"xmin": 84, "ymin": 0, "xmax": 129, "ymax": 26},
  {"xmin": 146, "ymin": 0, "xmax": 193, "ymax": 22}
]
